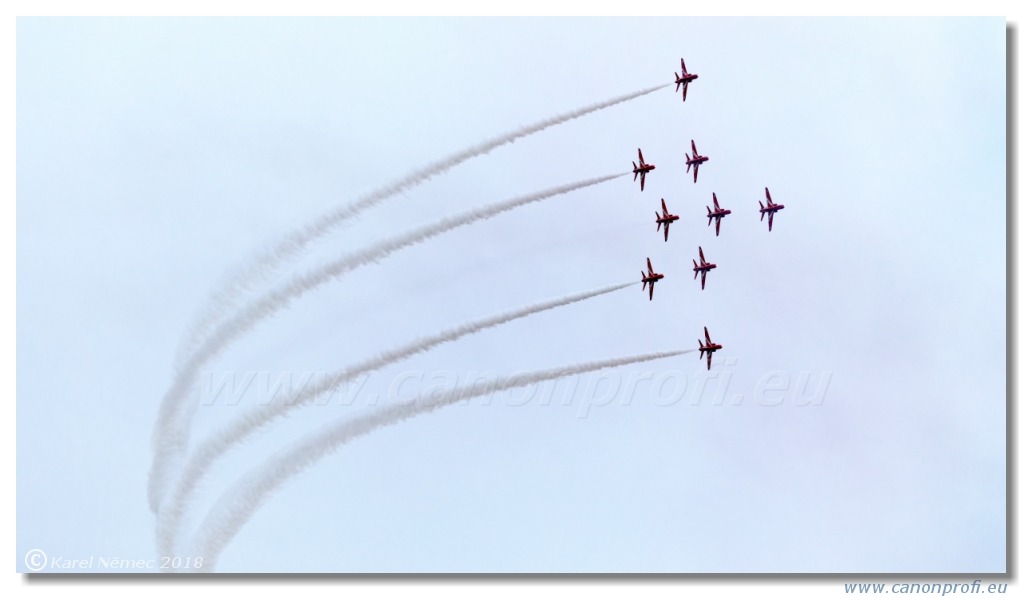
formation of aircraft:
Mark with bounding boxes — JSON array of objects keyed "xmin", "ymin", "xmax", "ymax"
[
  {"xmin": 706, "ymin": 192, "xmax": 731, "ymax": 237},
  {"xmin": 674, "ymin": 58, "xmax": 699, "ymax": 101},
  {"xmin": 692, "ymin": 246, "xmax": 716, "ymax": 290},
  {"xmin": 759, "ymin": 187, "xmax": 785, "ymax": 232},
  {"xmin": 697, "ymin": 327, "xmax": 722, "ymax": 370},
  {"xmin": 655, "ymin": 198, "xmax": 679, "ymax": 242},
  {"xmin": 640, "ymin": 257, "xmax": 664, "ymax": 301},
  {"xmin": 632, "ymin": 148, "xmax": 655, "ymax": 192},
  {"xmin": 621, "ymin": 58, "xmax": 796, "ymax": 370},
  {"xmin": 685, "ymin": 139, "xmax": 708, "ymax": 183}
]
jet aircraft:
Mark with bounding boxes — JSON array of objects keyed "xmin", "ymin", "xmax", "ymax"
[
  {"xmin": 655, "ymin": 198, "xmax": 680, "ymax": 242},
  {"xmin": 706, "ymin": 192, "xmax": 732, "ymax": 237},
  {"xmin": 759, "ymin": 187, "xmax": 785, "ymax": 231},
  {"xmin": 674, "ymin": 58, "xmax": 699, "ymax": 101},
  {"xmin": 641, "ymin": 257, "xmax": 664, "ymax": 301},
  {"xmin": 685, "ymin": 140, "xmax": 708, "ymax": 183},
  {"xmin": 692, "ymin": 246, "xmax": 716, "ymax": 290},
  {"xmin": 697, "ymin": 326, "xmax": 723, "ymax": 370},
  {"xmin": 632, "ymin": 148, "xmax": 655, "ymax": 192}
]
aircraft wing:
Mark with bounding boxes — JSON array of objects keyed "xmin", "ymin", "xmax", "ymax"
[
  {"xmin": 640, "ymin": 172, "xmax": 646, "ymax": 192},
  {"xmin": 663, "ymin": 223, "xmax": 670, "ymax": 242},
  {"xmin": 700, "ymin": 270, "xmax": 707, "ymax": 290},
  {"xmin": 638, "ymin": 148, "xmax": 645, "ymax": 164},
  {"xmin": 682, "ymin": 81, "xmax": 688, "ymax": 101},
  {"xmin": 715, "ymin": 217, "xmax": 721, "ymax": 236},
  {"xmin": 648, "ymin": 283, "xmax": 655, "ymax": 301},
  {"xmin": 706, "ymin": 352, "xmax": 712, "ymax": 370},
  {"xmin": 692, "ymin": 163, "xmax": 699, "ymax": 183},
  {"xmin": 704, "ymin": 327, "xmax": 712, "ymax": 344},
  {"xmin": 768, "ymin": 212, "xmax": 774, "ymax": 232},
  {"xmin": 765, "ymin": 187, "xmax": 773, "ymax": 205},
  {"xmin": 698, "ymin": 246, "xmax": 706, "ymax": 263},
  {"xmin": 691, "ymin": 139, "xmax": 698, "ymax": 154},
  {"xmin": 713, "ymin": 193, "xmax": 720, "ymax": 209}
]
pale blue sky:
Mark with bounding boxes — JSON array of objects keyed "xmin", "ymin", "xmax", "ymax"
[{"xmin": 17, "ymin": 17, "xmax": 1005, "ymax": 573}]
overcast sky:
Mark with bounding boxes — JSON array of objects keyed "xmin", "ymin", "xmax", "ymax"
[{"xmin": 17, "ymin": 17, "xmax": 1005, "ymax": 573}]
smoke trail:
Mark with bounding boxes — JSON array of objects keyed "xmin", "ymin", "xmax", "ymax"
[
  {"xmin": 156, "ymin": 281, "xmax": 635, "ymax": 556},
  {"xmin": 179, "ymin": 83, "xmax": 672, "ymax": 365},
  {"xmin": 149, "ymin": 173, "xmax": 626, "ymax": 512},
  {"xmin": 187, "ymin": 349, "xmax": 687, "ymax": 570}
]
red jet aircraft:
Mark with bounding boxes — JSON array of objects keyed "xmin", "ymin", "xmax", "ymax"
[
  {"xmin": 706, "ymin": 192, "xmax": 732, "ymax": 237},
  {"xmin": 641, "ymin": 257, "xmax": 664, "ymax": 301},
  {"xmin": 685, "ymin": 140, "xmax": 708, "ymax": 183},
  {"xmin": 697, "ymin": 326, "xmax": 723, "ymax": 370},
  {"xmin": 632, "ymin": 148, "xmax": 655, "ymax": 192},
  {"xmin": 759, "ymin": 187, "xmax": 785, "ymax": 231},
  {"xmin": 692, "ymin": 246, "xmax": 716, "ymax": 290},
  {"xmin": 674, "ymin": 58, "xmax": 699, "ymax": 101},
  {"xmin": 655, "ymin": 198, "xmax": 680, "ymax": 242}
]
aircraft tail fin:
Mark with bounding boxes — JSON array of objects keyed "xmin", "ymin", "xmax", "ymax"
[{"xmin": 686, "ymin": 156, "xmax": 692, "ymax": 172}]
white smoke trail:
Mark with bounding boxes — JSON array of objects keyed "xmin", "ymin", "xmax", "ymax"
[
  {"xmin": 149, "ymin": 173, "xmax": 626, "ymax": 512},
  {"xmin": 188, "ymin": 349, "xmax": 687, "ymax": 571},
  {"xmin": 155, "ymin": 281, "xmax": 635, "ymax": 556},
  {"xmin": 179, "ymin": 83, "xmax": 672, "ymax": 365}
]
